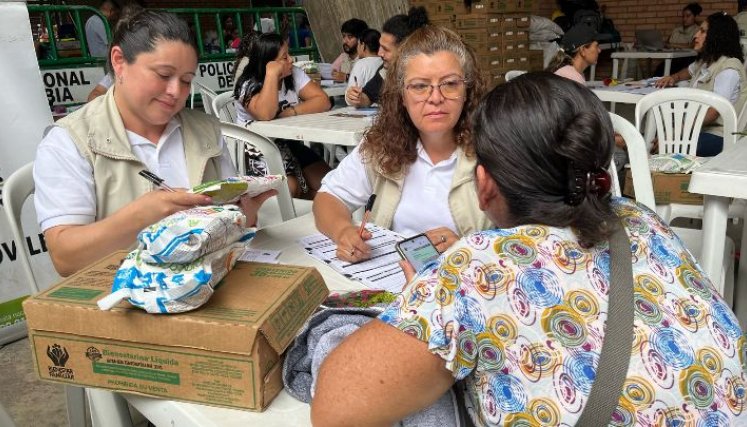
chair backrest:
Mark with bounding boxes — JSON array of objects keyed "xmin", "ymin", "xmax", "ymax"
[
  {"xmin": 609, "ymin": 113, "xmax": 656, "ymax": 210},
  {"xmin": 2, "ymin": 162, "xmax": 40, "ymax": 293},
  {"xmin": 634, "ymin": 87, "xmax": 738, "ymax": 156},
  {"xmin": 193, "ymin": 81, "xmax": 218, "ymax": 116},
  {"xmin": 212, "ymin": 91, "xmax": 238, "ymax": 123},
  {"xmin": 219, "ymin": 122, "xmax": 297, "ymax": 222},
  {"xmin": 505, "ymin": 70, "xmax": 527, "ymax": 82}
]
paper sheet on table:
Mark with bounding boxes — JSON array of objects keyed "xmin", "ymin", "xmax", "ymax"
[
  {"xmin": 239, "ymin": 248, "xmax": 281, "ymax": 264},
  {"xmin": 298, "ymin": 225, "xmax": 405, "ymax": 292}
]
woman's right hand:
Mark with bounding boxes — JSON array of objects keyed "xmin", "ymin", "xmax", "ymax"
[
  {"xmin": 131, "ymin": 190, "xmax": 213, "ymax": 228},
  {"xmin": 266, "ymin": 60, "xmax": 290, "ymax": 79},
  {"xmin": 335, "ymin": 225, "xmax": 373, "ymax": 262},
  {"xmin": 655, "ymin": 75, "xmax": 676, "ymax": 88}
]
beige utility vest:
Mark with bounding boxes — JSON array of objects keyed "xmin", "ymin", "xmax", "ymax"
[
  {"xmin": 363, "ymin": 145, "xmax": 492, "ymax": 236},
  {"xmin": 56, "ymin": 88, "xmax": 225, "ymax": 221},
  {"xmin": 690, "ymin": 56, "xmax": 747, "ymax": 136}
]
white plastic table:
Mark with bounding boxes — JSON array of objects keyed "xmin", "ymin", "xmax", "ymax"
[
  {"xmin": 611, "ymin": 49, "xmax": 697, "ymax": 80},
  {"xmin": 247, "ymin": 106, "xmax": 372, "ymax": 147},
  {"xmin": 688, "ymin": 144, "xmax": 747, "ymax": 300},
  {"xmin": 92, "ymin": 214, "xmax": 363, "ymax": 427}
]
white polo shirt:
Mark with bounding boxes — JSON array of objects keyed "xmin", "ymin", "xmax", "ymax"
[
  {"xmin": 318, "ymin": 142, "xmax": 458, "ymax": 237},
  {"xmin": 34, "ymin": 119, "xmax": 236, "ymax": 232}
]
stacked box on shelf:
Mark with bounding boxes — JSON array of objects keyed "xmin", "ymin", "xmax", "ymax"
[{"xmin": 409, "ymin": 1, "xmax": 534, "ymax": 87}]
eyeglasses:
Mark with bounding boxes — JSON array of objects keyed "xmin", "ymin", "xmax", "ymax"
[{"xmin": 404, "ymin": 79, "xmax": 467, "ymax": 101}]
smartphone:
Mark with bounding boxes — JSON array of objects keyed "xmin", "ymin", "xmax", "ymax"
[{"xmin": 395, "ymin": 234, "xmax": 440, "ymax": 272}]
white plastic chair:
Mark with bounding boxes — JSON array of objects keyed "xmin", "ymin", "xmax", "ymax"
[
  {"xmin": 635, "ymin": 87, "xmax": 738, "ymax": 156},
  {"xmin": 220, "ymin": 122, "xmax": 313, "ymax": 224},
  {"xmin": 193, "ymin": 81, "xmax": 218, "ymax": 116},
  {"xmin": 212, "ymin": 91, "xmax": 238, "ymax": 123},
  {"xmin": 635, "ymin": 88, "xmax": 739, "ymax": 223},
  {"xmin": 2, "ymin": 163, "xmax": 96, "ymax": 427},
  {"xmin": 609, "ymin": 113, "xmax": 735, "ymax": 301},
  {"xmin": 505, "ymin": 70, "xmax": 527, "ymax": 82}
]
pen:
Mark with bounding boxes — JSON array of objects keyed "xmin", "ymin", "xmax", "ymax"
[
  {"xmin": 138, "ymin": 170, "xmax": 176, "ymax": 192},
  {"xmin": 358, "ymin": 194, "xmax": 376, "ymax": 237},
  {"xmin": 354, "ymin": 76, "xmax": 358, "ymax": 86}
]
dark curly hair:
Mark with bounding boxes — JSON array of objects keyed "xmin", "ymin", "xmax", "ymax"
[
  {"xmin": 683, "ymin": 2, "xmax": 702, "ymax": 16},
  {"xmin": 361, "ymin": 25, "xmax": 485, "ymax": 176},
  {"xmin": 700, "ymin": 12, "xmax": 743, "ymax": 65},
  {"xmin": 473, "ymin": 72, "xmax": 615, "ymax": 246}
]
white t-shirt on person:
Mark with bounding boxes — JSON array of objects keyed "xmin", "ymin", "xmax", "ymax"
[
  {"xmin": 234, "ymin": 66, "xmax": 311, "ymax": 125},
  {"xmin": 318, "ymin": 142, "xmax": 458, "ymax": 237},
  {"xmin": 34, "ymin": 119, "xmax": 236, "ymax": 232},
  {"xmin": 345, "ymin": 56, "xmax": 383, "ymax": 106}
]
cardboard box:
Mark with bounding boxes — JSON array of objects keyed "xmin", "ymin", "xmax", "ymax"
[
  {"xmin": 623, "ymin": 169, "xmax": 703, "ymax": 205},
  {"xmin": 23, "ymin": 252, "xmax": 329, "ymax": 411}
]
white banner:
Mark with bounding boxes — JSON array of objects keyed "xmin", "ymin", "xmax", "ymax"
[
  {"xmin": 0, "ymin": 1, "xmax": 61, "ymax": 343},
  {"xmin": 45, "ymin": 60, "xmax": 236, "ymax": 107}
]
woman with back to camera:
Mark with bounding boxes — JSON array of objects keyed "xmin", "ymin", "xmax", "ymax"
[
  {"xmin": 655, "ymin": 12, "xmax": 747, "ymax": 156},
  {"xmin": 34, "ymin": 10, "xmax": 275, "ymax": 277},
  {"xmin": 233, "ymin": 32, "xmax": 331, "ymax": 199},
  {"xmin": 314, "ymin": 25, "xmax": 491, "ymax": 263},
  {"xmin": 311, "ymin": 73, "xmax": 747, "ymax": 426}
]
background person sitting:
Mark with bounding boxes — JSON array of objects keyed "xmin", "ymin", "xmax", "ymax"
[
  {"xmin": 654, "ymin": 2, "xmax": 702, "ymax": 76},
  {"xmin": 311, "ymin": 72, "xmax": 747, "ymax": 427},
  {"xmin": 85, "ymin": 0, "xmax": 119, "ymax": 57},
  {"xmin": 344, "ymin": 28, "xmax": 382, "ymax": 106},
  {"xmin": 346, "ymin": 7, "xmax": 429, "ymax": 108},
  {"xmin": 669, "ymin": 2, "xmax": 702, "ymax": 48},
  {"xmin": 655, "ymin": 12, "xmax": 747, "ymax": 156},
  {"xmin": 736, "ymin": 0, "xmax": 747, "ymax": 36},
  {"xmin": 35, "ymin": 10, "xmax": 274, "ymax": 277},
  {"xmin": 331, "ymin": 18, "xmax": 368, "ymax": 82},
  {"xmin": 546, "ymin": 23, "xmax": 601, "ymax": 84},
  {"xmin": 314, "ymin": 25, "xmax": 491, "ymax": 263},
  {"xmin": 233, "ymin": 33, "xmax": 331, "ymax": 199}
]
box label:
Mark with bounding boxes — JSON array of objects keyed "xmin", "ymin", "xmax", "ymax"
[{"xmin": 31, "ymin": 334, "xmax": 258, "ymax": 409}]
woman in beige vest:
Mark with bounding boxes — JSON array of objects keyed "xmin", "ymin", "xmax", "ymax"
[
  {"xmin": 655, "ymin": 12, "xmax": 747, "ymax": 156},
  {"xmin": 313, "ymin": 26, "xmax": 491, "ymax": 264},
  {"xmin": 34, "ymin": 11, "xmax": 274, "ymax": 276}
]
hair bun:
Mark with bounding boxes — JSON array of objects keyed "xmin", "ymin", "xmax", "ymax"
[{"xmin": 407, "ymin": 6, "xmax": 429, "ymax": 30}]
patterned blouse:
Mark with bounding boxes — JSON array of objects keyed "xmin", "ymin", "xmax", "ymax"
[{"xmin": 380, "ymin": 198, "xmax": 747, "ymax": 426}]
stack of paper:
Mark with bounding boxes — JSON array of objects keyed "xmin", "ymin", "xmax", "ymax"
[{"xmin": 298, "ymin": 225, "xmax": 406, "ymax": 292}]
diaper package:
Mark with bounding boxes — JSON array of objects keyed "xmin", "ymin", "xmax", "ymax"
[
  {"xmin": 137, "ymin": 205, "xmax": 250, "ymax": 264},
  {"xmin": 190, "ymin": 175, "xmax": 286, "ymax": 204},
  {"xmin": 97, "ymin": 242, "xmax": 246, "ymax": 313},
  {"xmin": 649, "ymin": 153, "xmax": 707, "ymax": 174},
  {"xmin": 97, "ymin": 205, "xmax": 256, "ymax": 314}
]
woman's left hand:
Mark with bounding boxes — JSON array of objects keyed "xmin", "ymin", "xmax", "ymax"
[
  {"xmin": 237, "ymin": 189, "xmax": 278, "ymax": 227},
  {"xmin": 424, "ymin": 227, "xmax": 459, "ymax": 253}
]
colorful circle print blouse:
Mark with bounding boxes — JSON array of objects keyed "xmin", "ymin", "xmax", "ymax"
[{"xmin": 380, "ymin": 198, "xmax": 747, "ymax": 426}]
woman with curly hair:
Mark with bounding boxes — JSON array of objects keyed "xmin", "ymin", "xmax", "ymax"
[
  {"xmin": 655, "ymin": 12, "xmax": 747, "ymax": 156},
  {"xmin": 313, "ymin": 25, "xmax": 491, "ymax": 263}
]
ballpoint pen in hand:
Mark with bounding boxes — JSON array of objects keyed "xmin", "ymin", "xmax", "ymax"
[
  {"xmin": 138, "ymin": 170, "xmax": 176, "ymax": 192},
  {"xmin": 358, "ymin": 194, "xmax": 376, "ymax": 237}
]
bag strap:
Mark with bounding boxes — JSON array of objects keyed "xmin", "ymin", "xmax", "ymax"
[{"xmin": 575, "ymin": 218, "xmax": 635, "ymax": 426}]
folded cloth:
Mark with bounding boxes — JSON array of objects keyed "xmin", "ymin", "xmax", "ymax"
[{"xmin": 282, "ymin": 306, "xmax": 459, "ymax": 427}]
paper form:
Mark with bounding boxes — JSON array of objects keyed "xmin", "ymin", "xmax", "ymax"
[{"xmin": 298, "ymin": 225, "xmax": 406, "ymax": 292}]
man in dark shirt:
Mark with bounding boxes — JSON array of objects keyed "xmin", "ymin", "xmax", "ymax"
[{"xmin": 346, "ymin": 7, "xmax": 428, "ymax": 107}]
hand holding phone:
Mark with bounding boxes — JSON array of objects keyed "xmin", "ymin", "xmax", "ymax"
[{"xmin": 396, "ymin": 234, "xmax": 440, "ymax": 273}]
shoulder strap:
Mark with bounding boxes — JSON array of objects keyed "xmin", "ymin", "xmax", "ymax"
[{"xmin": 575, "ymin": 218, "xmax": 635, "ymax": 426}]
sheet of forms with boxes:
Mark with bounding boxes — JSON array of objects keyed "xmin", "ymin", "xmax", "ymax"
[{"xmin": 410, "ymin": 0, "xmax": 542, "ymax": 87}]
